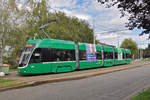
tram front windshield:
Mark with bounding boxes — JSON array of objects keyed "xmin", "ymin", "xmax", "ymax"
[{"xmin": 19, "ymin": 44, "xmax": 35, "ymax": 67}]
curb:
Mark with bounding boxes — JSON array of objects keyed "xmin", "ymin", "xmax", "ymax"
[{"xmin": 0, "ymin": 62, "xmax": 150, "ymax": 92}]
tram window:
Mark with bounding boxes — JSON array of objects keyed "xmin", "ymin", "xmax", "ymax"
[
  {"xmin": 129, "ymin": 54, "xmax": 131, "ymax": 58},
  {"xmin": 123, "ymin": 53, "xmax": 126, "ymax": 59},
  {"xmin": 30, "ymin": 48, "xmax": 76, "ymax": 63},
  {"xmin": 109, "ymin": 52, "xmax": 113, "ymax": 59},
  {"xmin": 41, "ymin": 48, "xmax": 51, "ymax": 62},
  {"xmin": 126, "ymin": 53, "xmax": 131, "ymax": 59},
  {"xmin": 65, "ymin": 50, "xmax": 76, "ymax": 61},
  {"xmin": 104, "ymin": 52, "xmax": 113, "ymax": 60},
  {"xmin": 79, "ymin": 50, "xmax": 86, "ymax": 60},
  {"xmin": 128, "ymin": 54, "xmax": 130, "ymax": 58},
  {"xmin": 30, "ymin": 48, "xmax": 42, "ymax": 64},
  {"xmin": 50, "ymin": 49, "xmax": 75, "ymax": 62},
  {"xmin": 126, "ymin": 53, "xmax": 128, "ymax": 59},
  {"xmin": 115, "ymin": 52, "xmax": 118, "ymax": 59},
  {"xmin": 96, "ymin": 52, "xmax": 102, "ymax": 60},
  {"xmin": 126, "ymin": 53, "xmax": 128, "ymax": 58}
]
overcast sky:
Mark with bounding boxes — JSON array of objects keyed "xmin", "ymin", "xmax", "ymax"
[{"xmin": 23, "ymin": 0, "xmax": 150, "ymax": 49}]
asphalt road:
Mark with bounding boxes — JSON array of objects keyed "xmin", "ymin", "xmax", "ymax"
[{"xmin": 1, "ymin": 65, "xmax": 150, "ymax": 100}]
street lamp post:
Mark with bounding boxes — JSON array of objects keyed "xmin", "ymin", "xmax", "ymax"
[
  {"xmin": 93, "ymin": 19, "xmax": 96, "ymax": 45},
  {"xmin": 117, "ymin": 33, "xmax": 120, "ymax": 48}
]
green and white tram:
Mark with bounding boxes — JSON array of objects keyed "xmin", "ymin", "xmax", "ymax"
[{"xmin": 18, "ymin": 38, "xmax": 131, "ymax": 74}]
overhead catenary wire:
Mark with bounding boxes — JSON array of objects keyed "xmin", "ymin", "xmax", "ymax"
[
  {"xmin": 95, "ymin": 29, "xmax": 129, "ymax": 34},
  {"xmin": 94, "ymin": 24, "xmax": 120, "ymax": 32}
]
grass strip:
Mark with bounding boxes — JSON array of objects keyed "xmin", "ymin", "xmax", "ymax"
[
  {"xmin": 141, "ymin": 59, "xmax": 150, "ymax": 62},
  {"xmin": 10, "ymin": 68, "xmax": 18, "ymax": 72},
  {"xmin": 0, "ymin": 79, "xmax": 14, "ymax": 83},
  {"xmin": 130, "ymin": 87, "xmax": 150, "ymax": 100},
  {"xmin": 0, "ymin": 79, "xmax": 26, "ymax": 89}
]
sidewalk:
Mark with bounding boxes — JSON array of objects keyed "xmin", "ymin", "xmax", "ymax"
[{"xmin": 1, "ymin": 61, "xmax": 150, "ymax": 92}]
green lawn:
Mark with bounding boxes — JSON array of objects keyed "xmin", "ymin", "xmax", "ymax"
[
  {"xmin": 130, "ymin": 87, "xmax": 150, "ymax": 100},
  {"xmin": 141, "ymin": 59, "xmax": 150, "ymax": 62},
  {"xmin": 0, "ymin": 79, "xmax": 14, "ymax": 83},
  {"xmin": 0, "ymin": 79, "xmax": 26, "ymax": 89},
  {"xmin": 10, "ymin": 68, "xmax": 18, "ymax": 72}
]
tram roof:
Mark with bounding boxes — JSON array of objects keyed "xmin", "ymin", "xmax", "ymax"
[{"xmin": 26, "ymin": 39, "xmax": 75, "ymax": 49}]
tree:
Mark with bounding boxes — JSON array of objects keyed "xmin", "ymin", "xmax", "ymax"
[
  {"xmin": 46, "ymin": 12, "xmax": 94, "ymax": 43},
  {"xmin": 24, "ymin": 0, "xmax": 94, "ymax": 43},
  {"xmin": 1, "ymin": 0, "xmax": 94, "ymax": 68},
  {"xmin": 0, "ymin": 0, "xmax": 28, "ymax": 69},
  {"xmin": 0, "ymin": 0, "xmax": 17, "ymax": 71},
  {"xmin": 143, "ymin": 44, "xmax": 150, "ymax": 58},
  {"xmin": 120, "ymin": 38, "xmax": 138, "ymax": 59},
  {"xmin": 98, "ymin": 0, "xmax": 150, "ymax": 38}
]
